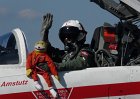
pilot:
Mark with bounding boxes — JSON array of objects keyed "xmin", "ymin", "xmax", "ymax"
[
  {"xmin": 26, "ymin": 40, "xmax": 59, "ymax": 98},
  {"xmin": 40, "ymin": 13, "xmax": 96, "ymax": 71}
]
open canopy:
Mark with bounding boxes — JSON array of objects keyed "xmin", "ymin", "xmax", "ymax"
[{"xmin": 90, "ymin": 0, "xmax": 140, "ymax": 22}]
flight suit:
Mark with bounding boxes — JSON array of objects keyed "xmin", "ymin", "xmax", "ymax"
[
  {"xmin": 26, "ymin": 51, "xmax": 58, "ymax": 87},
  {"xmin": 57, "ymin": 46, "xmax": 95, "ymax": 71}
]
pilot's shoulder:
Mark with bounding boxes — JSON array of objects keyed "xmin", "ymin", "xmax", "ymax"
[{"xmin": 79, "ymin": 45, "xmax": 95, "ymax": 57}]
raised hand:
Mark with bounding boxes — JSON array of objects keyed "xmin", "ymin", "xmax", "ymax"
[{"xmin": 40, "ymin": 13, "xmax": 53, "ymax": 36}]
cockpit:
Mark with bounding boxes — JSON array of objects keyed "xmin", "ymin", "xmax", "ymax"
[{"xmin": 0, "ymin": 33, "xmax": 19, "ymax": 64}]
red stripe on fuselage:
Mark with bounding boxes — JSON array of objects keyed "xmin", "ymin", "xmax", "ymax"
[
  {"xmin": 70, "ymin": 81, "xmax": 140, "ymax": 98},
  {"xmin": 0, "ymin": 81, "xmax": 140, "ymax": 99},
  {"xmin": 0, "ymin": 92, "xmax": 35, "ymax": 99}
]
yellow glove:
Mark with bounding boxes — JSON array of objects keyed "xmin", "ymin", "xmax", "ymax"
[
  {"xmin": 26, "ymin": 69, "xmax": 32, "ymax": 77},
  {"xmin": 54, "ymin": 75, "xmax": 60, "ymax": 82}
]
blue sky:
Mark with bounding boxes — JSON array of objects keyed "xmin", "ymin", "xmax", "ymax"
[{"xmin": 0, "ymin": 0, "xmax": 119, "ymax": 51}]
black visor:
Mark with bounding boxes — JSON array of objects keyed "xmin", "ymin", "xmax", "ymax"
[{"xmin": 59, "ymin": 26, "xmax": 80, "ymax": 43}]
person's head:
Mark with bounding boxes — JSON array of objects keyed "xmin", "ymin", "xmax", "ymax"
[
  {"xmin": 59, "ymin": 20, "xmax": 87, "ymax": 46},
  {"xmin": 34, "ymin": 40, "xmax": 47, "ymax": 53}
]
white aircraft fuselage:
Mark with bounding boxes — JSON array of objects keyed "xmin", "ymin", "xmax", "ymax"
[{"xmin": 0, "ymin": 28, "xmax": 140, "ymax": 99}]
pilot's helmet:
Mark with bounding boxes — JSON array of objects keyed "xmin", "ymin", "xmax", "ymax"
[
  {"xmin": 34, "ymin": 40, "xmax": 47, "ymax": 52},
  {"xmin": 59, "ymin": 20, "xmax": 87, "ymax": 45}
]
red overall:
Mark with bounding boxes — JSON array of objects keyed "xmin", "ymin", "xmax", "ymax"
[{"xmin": 26, "ymin": 51, "xmax": 58, "ymax": 87}]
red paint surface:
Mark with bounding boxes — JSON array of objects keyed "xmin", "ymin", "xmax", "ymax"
[{"xmin": 0, "ymin": 81, "xmax": 140, "ymax": 99}]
